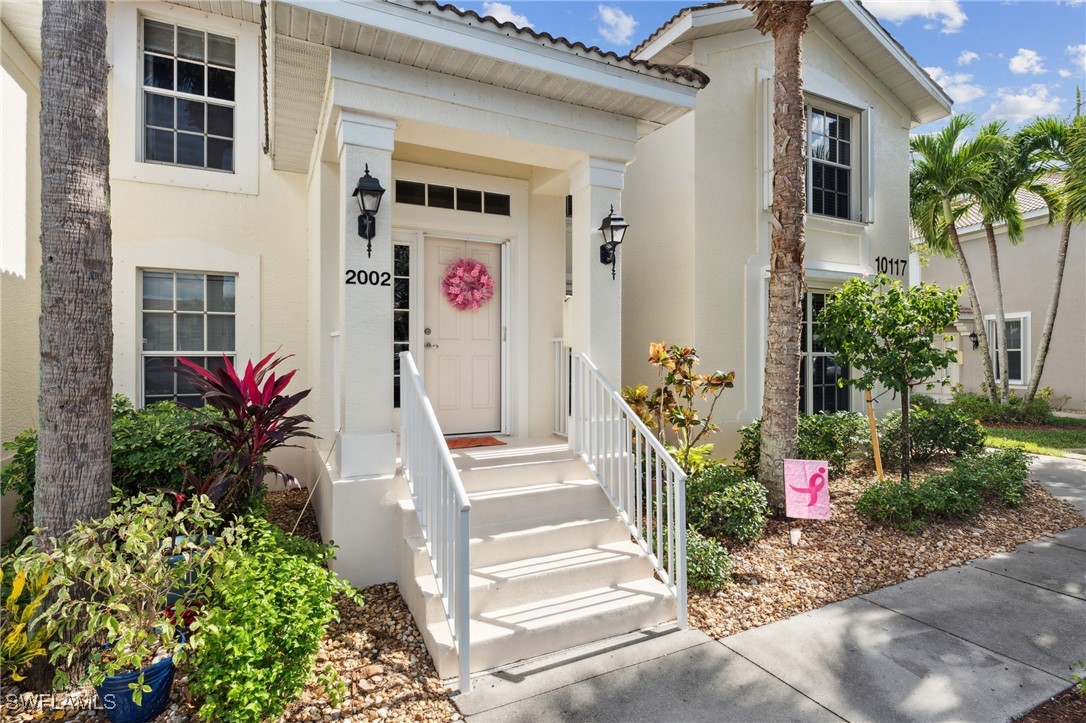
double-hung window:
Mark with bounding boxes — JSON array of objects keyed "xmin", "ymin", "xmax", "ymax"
[
  {"xmin": 142, "ymin": 18, "xmax": 236, "ymax": 171},
  {"xmin": 987, "ymin": 315, "xmax": 1028, "ymax": 385},
  {"xmin": 807, "ymin": 106, "xmax": 854, "ymax": 220},
  {"xmin": 142, "ymin": 270, "xmax": 236, "ymax": 406},
  {"xmin": 800, "ymin": 291, "xmax": 851, "ymax": 414}
]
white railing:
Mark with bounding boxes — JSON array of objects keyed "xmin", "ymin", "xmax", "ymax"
[
  {"xmin": 553, "ymin": 338, "xmax": 571, "ymax": 437},
  {"xmin": 398, "ymin": 351, "xmax": 472, "ymax": 693},
  {"xmin": 570, "ymin": 353, "xmax": 688, "ymax": 628}
]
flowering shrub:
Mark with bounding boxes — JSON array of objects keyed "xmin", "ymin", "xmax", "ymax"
[{"xmin": 442, "ymin": 258, "xmax": 495, "ymax": 311}]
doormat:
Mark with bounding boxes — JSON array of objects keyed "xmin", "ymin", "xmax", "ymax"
[{"xmin": 446, "ymin": 436, "xmax": 506, "ymax": 450}]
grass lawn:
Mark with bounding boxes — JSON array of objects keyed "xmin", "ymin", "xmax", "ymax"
[{"xmin": 984, "ymin": 416, "xmax": 1086, "ymax": 457}]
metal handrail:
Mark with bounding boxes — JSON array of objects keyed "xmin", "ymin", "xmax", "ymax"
[
  {"xmin": 398, "ymin": 351, "xmax": 472, "ymax": 692},
  {"xmin": 570, "ymin": 352, "xmax": 688, "ymax": 628}
]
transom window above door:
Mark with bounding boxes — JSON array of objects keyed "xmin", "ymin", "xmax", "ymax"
[
  {"xmin": 141, "ymin": 270, "xmax": 236, "ymax": 406},
  {"xmin": 141, "ymin": 18, "xmax": 236, "ymax": 172}
]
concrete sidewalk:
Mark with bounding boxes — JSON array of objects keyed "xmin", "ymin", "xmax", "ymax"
[{"xmin": 454, "ymin": 455, "xmax": 1086, "ymax": 722}]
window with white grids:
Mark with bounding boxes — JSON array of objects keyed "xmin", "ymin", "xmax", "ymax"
[
  {"xmin": 808, "ymin": 106, "xmax": 854, "ymax": 220},
  {"xmin": 141, "ymin": 270, "xmax": 236, "ymax": 406},
  {"xmin": 141, "ymin": 18, "xmax": 235, "ymax": 172}
]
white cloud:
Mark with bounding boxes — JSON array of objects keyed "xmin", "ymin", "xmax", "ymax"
[
  {"xmin": 481, "ymin": 2, "xmax": 532, "ymax": 28},
  {"xmin": 957, "ymin": 50, "xmax": 979, "ymax": 66},
  {"xmin": 925, "ymin": 66, "xmax": 985, "ymax": 104},
  {"xmin": 864, "ymin": 1, "xmax": 967, "ymax": 34},
  {"xmin": 1068, "ymin": 44, "xmax": 1086, "ymax": 74},
  {"xmin": 1059, "ymin": 69, "xmax": 1073, "ymax": 78},
  {"xmin": 597, "ymin": 5, "xmax": 637, "ymax": 46},
  {"xmin": 984, "ymin": 85, "xmax": 1063, "ymax": 123},
  {"xmin": 1009, "ymin": 48, "xmax": 1046, "ymax": 75}
]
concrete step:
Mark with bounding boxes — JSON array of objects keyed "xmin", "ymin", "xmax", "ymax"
[
  {"xmin": 459, "ymin": 458, "xmax": 591, "ymax": 493},
  {"xmin": 467, "ymin": 478, "xmax": 613, "ymax": 525},
  {"xmin": 425, "ymin": 577, "xmax": 677, "ymax": 677},
  {"xmin": 470, "ymin": 512, "xmax": 630, "ymax": 567}
]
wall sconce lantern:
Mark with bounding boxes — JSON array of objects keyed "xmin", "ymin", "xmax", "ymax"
[
  {"xmin": 352, "ymin": 164, "xmax": 386, "ymax": 257},
  {"xmin": 969, "ymin": 330, "xmax": 979, "ymax": 350},
  {"xmin": 598, "ymin": 205, "xmax": 629, "ymax": 280}
]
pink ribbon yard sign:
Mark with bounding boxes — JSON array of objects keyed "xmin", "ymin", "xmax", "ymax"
[{"xmin": 784, "ymin": 459, "xmax": 830, "ymax": 520}]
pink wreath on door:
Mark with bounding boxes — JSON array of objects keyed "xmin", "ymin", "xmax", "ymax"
[{"xmin": 442, "ymin": 258, "xmax": 495, "ymax": 311}]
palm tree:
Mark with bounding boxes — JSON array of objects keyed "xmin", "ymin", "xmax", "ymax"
[
  {"xmin": 1017, "ymin": 115, "xmax": 1086, "ymax": 402},
  {"xmin": 742, "ymin": 0, "xmax": 813, "ymax": 514},
  {"xmin": 910, "ymin": 114, "xmax": 1001, "ymax": 403},
  {"xmin": 975, "ymin": 122, "xmax": 1044, "ymax": 402},
  {"xmin": 35, "ymin": 0, "xmax": 113, "ymax": 537}
]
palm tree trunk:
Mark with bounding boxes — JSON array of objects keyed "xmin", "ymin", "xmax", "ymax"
[
  {"xmin": 755, "ymin": 1, "xmax": 812, "ymax": 515},
  {"xmin": 945, "ymin": 215, "xmax": 997, "ymax": 402},
  {"xmin": 1025, "ymin": 214, "xmax": 1072, "ymax": 401},
  {"xmin": 35, "ymin": 0, "xmax": 113, "ymax": 537},
  {"xmin": 985, "ymin": 224, "xmax": 1010, "ymax": 402}
]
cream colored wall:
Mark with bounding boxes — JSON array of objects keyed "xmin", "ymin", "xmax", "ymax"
[
  {"xmin": 1, "ymin": 28, "xmax": 41, "ymax": 542},
  {"xmin": 624, "ymin": 21, "xmax": 917, "ymax": 459},
  {"xmin": 622, "ymin": 112, "xmax": 696, "ymax": 388},
  {"xmin": 109, "ymin": 156, "xmax": 311, "ymax": 408},
  {"xmin": 527, "ymin": 191, "xmax": 566, "ymax": 437},
  {"xmin": 922, "ymin": 218, "xmax": 1086, "ymax": 409}
]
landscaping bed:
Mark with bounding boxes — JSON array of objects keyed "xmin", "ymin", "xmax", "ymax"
[
  {"xmin": 688, "ymin": 466, "xmax": 1085, "ymax": 638},
  {"xmin": 1016, "ymin": 687, "xmax": 1086, "ymax": 723}
]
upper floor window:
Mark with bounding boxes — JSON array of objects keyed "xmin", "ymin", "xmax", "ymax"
[
  {"xmin": 808, "ymin": 106, "xmax": 853, "ymax": 220},
  {"xmin": 142, "ymin": 18, "xmax": 235, "ymax": 172}
]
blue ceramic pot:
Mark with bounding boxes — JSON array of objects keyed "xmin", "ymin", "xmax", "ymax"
[{"xmin": 93, "ymin": 633, "xmax": 184, "ymax": 723}]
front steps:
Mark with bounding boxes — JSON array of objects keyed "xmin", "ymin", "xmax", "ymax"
[{"xmin": 397, "ymin": 441, "xmax": 676, "ymax": 681}]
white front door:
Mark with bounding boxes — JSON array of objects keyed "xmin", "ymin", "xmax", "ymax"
[{"xmin": 424, "ymin": 237, "xmax": 502, "ymax": 434}]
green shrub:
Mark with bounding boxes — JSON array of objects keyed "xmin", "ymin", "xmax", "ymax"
[
  {"xmin": 910, "ymin": 394, "xmax": 942, "ymax": 411},
  {"xmin": 189, "ymin": 516, "xmax": 359, "ymax": 723},
  {"xmin": 685, "ymin": 526, "xmax": 732, "ymax": 592},
  {"xmin": 875, "ymin": 405, "xmax": 984, "ymax": 468},
  {"xmin": 855, "ymin": 448, "xmax": 1032, "ymax": 532},
  {"xmin": 1, "ymin": 396, "xmax": 226, "ymax": 538},
  {"xmin": 950, "ymin": 391, "xmax": 1054, "ymax": 425},
  {"xmin": 686, "ymin": 464, "xmax": 768, "ymax": 542},
  {"xmin": 736, "ymin": 412, "xmax": 867, "ymax": 480}
]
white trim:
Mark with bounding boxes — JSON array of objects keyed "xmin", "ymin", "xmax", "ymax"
[
  {"xmin": 111, "ymin": 2, "xmax": 260, "ymax": 194},
  {"xmin": 113, "ymin": 239, "xmax": 260, "ymax": 406},
  {"xmin": 293, "ymin": 0, "xmax": 700, "ymax": 108},
  {"xmin": 985, "ymin": 311, "xmax": 1031, "ymax": 386},
  {"xmin": 1, "ymin": 23, "xmax": 39, "ymax": 86}
]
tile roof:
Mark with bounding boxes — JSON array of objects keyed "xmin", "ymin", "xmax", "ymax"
[{"xmin": 412, "ymin": 1, "xmax": 710, "ymax": 88}]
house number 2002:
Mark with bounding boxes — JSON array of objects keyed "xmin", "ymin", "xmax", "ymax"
[
  {"xmin": 345, "ymin": 270, "xmax": 391, "ymax": 286},
  {"xmin": 874, "ymin": 256, "xmax": 908, "ymax": 276}
]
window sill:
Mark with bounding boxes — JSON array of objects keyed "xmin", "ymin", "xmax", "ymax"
[{"xmin": 806, "ymin": 214, "xmax": 872, "ymax": 232}]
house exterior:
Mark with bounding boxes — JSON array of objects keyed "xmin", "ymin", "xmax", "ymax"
[
  {"xmin": 917, "ymin": 189, "xmax": 1086, "ymax": 410},
  {"xmin": 1, "ymin": 0, "xmax": 950, "ymax": 687},
  {"xmin": 621, "ymin": 1, "xmax": 951, "ymax": 456}
]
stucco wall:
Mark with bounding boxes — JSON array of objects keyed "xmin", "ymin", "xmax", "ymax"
[
  {"xmin": 623, "ymin": 19, "xmax": 917, "ymax": 459},
  {"xmin": 527, "ymin": 191, "xmax": 565, "ymax": 437},
  {"xmin": 1, "ymin": 28, "xmax": 42, "ymax": 542},
  {"xmin": 921, "ymin": 218, "xmax": 1086, "ymax": 410}
]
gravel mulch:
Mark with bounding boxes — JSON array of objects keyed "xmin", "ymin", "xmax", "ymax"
[
  {"xmin": 689, "ymin": 468, "xmax": 1085, "ymax": 638},
  {"xmin": 1015, "ymin": 686, "xmax": 1086, "ymax": 722}
]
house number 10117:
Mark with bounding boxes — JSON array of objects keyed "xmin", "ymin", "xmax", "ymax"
[
  {"xmin": 345, "ymin": 270, "xmax": 391, "ymax": 286},
  {"xmin": 874, "ymin": 256, "xmax": 907, "ymax": 276}
]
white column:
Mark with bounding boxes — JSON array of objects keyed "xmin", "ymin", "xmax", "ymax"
[
  {"xmin": 570, "ymin": 157, "xmax": 626, "ymax": 385},
  {"xmin": 336, "ymin": 112, "xmax": 397, "ymax": 477}
]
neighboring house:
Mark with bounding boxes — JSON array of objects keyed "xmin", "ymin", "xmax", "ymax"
[
  {"xmin": 917, "ymin": 187, "xmax": 1086, "ymax": 410},
  {"xmin": 0, "ymin": 0, "xmax": 948, "ymax": 687},
  {"xmin": 622, "ymin": 1, "xmax": 950, "ymax": 456}
]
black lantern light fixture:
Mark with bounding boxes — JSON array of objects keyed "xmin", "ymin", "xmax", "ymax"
[
  {"xmin": 969, "ymin": 330, "xmax": 979, "ymax": 350},
  {"xmin": 352, "ymin": 164, "xmax": 386, "ymax": 257},
  {"xmin": 598, "ymin": 205, "xmax": 630, "ymax": 280}
]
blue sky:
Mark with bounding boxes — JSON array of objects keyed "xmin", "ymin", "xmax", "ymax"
[{"xmin": 454, "ymin": 1, "xmax": 1086, "ymax": 132}]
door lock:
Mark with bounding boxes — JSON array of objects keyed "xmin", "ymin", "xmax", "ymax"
[{"xmin": 424, "ymin": 327, "xmax": 432, "ymax": 335}]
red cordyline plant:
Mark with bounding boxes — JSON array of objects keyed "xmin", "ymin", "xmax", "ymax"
[{"xmin": 174, "ymin": 352, "xmax": 315, "ymax": 518}]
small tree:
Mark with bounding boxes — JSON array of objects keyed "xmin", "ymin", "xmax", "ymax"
[
  {"xmin": 622, "ymin": 343, "xmax": 735, "ymax": 473},
  {"xmin": 817, "ymin": 275, "xmax": 960, "ymax": 480}
]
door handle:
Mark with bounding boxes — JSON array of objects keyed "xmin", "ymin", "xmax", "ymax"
[{"xmin": 425, "ymin": 342, "xmax": 439, "ymax": 349}]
